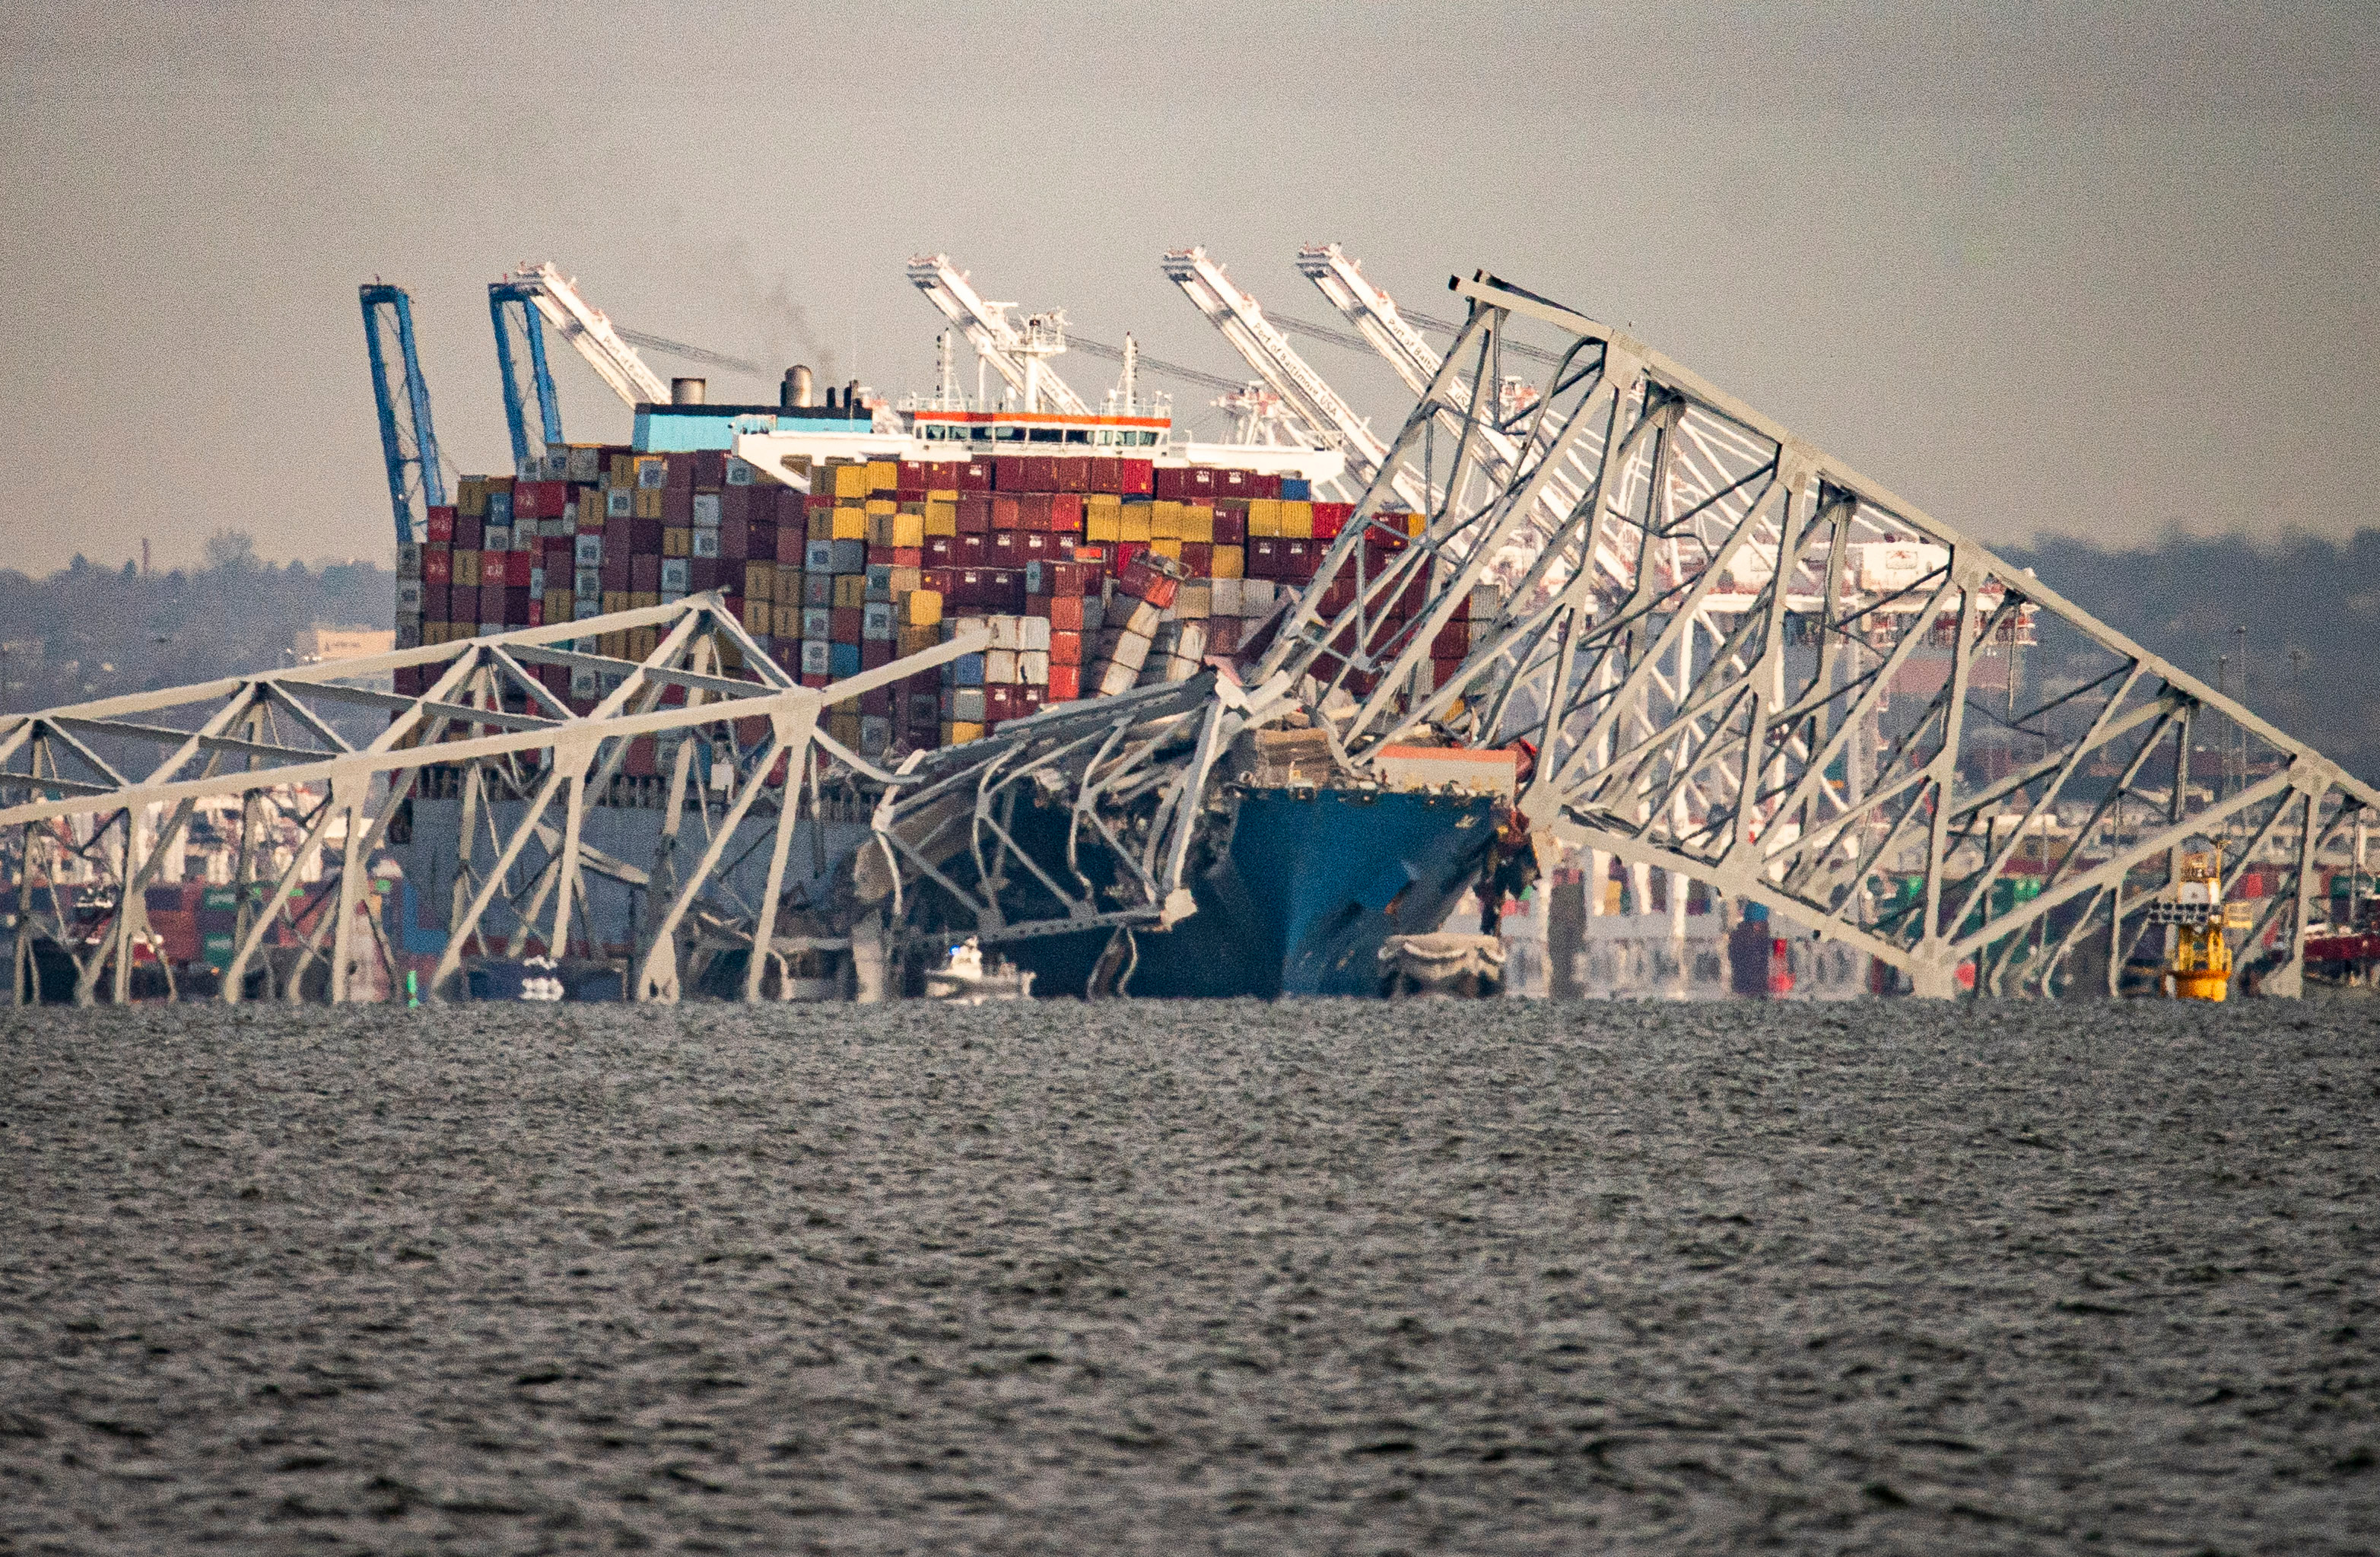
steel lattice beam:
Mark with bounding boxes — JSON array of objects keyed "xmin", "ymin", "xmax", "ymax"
[{"xmin": 1263, "ymin": 270, "xmax": 2377, "ymax": 998}]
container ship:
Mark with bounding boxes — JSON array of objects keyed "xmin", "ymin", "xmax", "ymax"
[{"xmin": 391, "ymin": 330, "xmax": 1508, "ymax": 1000}]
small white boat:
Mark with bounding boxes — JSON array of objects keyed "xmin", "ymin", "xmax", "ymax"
[{"xmin": 924, "ymin": 936, "xmax": 1036, "ymax": 1004}]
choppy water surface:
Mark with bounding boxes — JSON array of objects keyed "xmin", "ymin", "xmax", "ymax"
[{"xmin": 2, "ymin": 998, "xmax": 2375, "ymax": 1554}]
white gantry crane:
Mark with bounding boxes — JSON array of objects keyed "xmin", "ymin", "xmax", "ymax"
[
  {"xmin": 1161, "ymin": 247, "xmax": 1435, "ymax": 516},
  {"xmin": 500, "ymin": 262, "xmax": 673, "ymax": 408},
  {"xmin": 904, "ymin": 255, "xmax": 1091, "ymax": 415},
  {"xmin": 1296, "ymin": 243, "xmax": 1643, "ymax": 594}
]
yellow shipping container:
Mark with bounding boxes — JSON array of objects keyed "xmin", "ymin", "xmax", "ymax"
[
  {"xmin": 631, "ymin": 591, "xmax": 659, "ymax": 610},
  {"xmin": 831, "ymin": 508, "xmax": 866, "ymax": 540},
  {"xmin": 808, "ymin": 512, "xmax": 834, "ymax": 541},
  {"xmin": 1280, "ymin": 500, "xmax": 1314, "ymax": 539},
  {"xmin": 1151, "ymin": 500, "xmax": 1183, "ymax": 541},
  {"xmin": 924, "ymin": 502, "xmax": 958, "ymax": 537},
  {"xmin": 745, "ymin": 561, "xmax": 776, "ymax": 600},
  {"xmin": 603, "ymin": 590, "xmax": 628, "ymax": 615},
  {"xmin": 457, "ymin": 477, "xmax": 489, "ymax": 518},
  {"xmin": 453, "ymin": 551, "xmax": 481, "ymax": 588},
  {"xmin": 866, "ymin": 497, "xmax": 895, "ymax": 516},
  {"xmin": 1407, "ymin": 511, "xmax": 1428, "ymax": 537},
  {"xmin": 892, "ymin": 512, "xmax": 925, "ymax": 548},
  {"xmin": 898, "ymin": 625, "xmax": 939, "ymax": 656},
  {"xmin": 1183, "ymin": 504, "xmax": 1215, "ymax": 543},
  {"xmin": 831, "ymin": 462, "xmax": 869, "ymax": 499},
  {"xmin": 1149, "ymin": 538, "xmax": 1182, "ymax": 561},
  {"xmin": 1085, "ymin": 507, "xmax": 1120, "ymax": 542},
  {"xmin": 774, "ymin": 602, "xmax": 801, "ymax": 638},
  {"xmin": 662, "ymin": 527, "xmax": 691, "ymax": 558},
  {"xmin": 926, "ymin": 486, "xmax": 959, "ymax": 502},
  {"xmin": 903, "ymin": 588, "xmax": 943, "ymax": 627},
  {"xmin": 1248, "ymin": 498, "xmax": 1282, "ymax": 537},
  {"xmin": 1210, "ymin": 545, "xmax": 1245, "ymax": 580},
  {"xmin": 545, "ymin": 591, "xmax": 574, "ymax": 623},
  {"xmin": 885, "ymin": 567, "xmax": 923, "ymax": 598},
  {"xmin": 601, "ymin": 630, "xmax": 628, "ymax": 658},
  {"xmin": 833, "ymin": 574, "xmax": 868, "ymax": 609},
  {"xmin": 634, "ymin": 486, "xmax": 664, "ymax": 520},
  {"xmin": 742, "ymin": 598, "xmax": 771, "ymax": 633},
  {"xmin": 629, "ymin": 626, "xmax": 659, "ymax": 659},
  {"xmin": 829, "ymin": 712, "xmax": 864, "ymax": 745},
  {"xmin": 944, "ymin": 721, "xmax": 985, "ymax": 746},
  {"xmin": 1119, "ymin": 504, "xmax": 1153, "ymax": 542},
  {"xmin": 610, "ymin": 453, "xmax": 635, "ymax": 485},
  {"xmin": 866, "ymin": 511, "xmax": 894, "ymax": 548},
  {"xmin": 865, "ymin": 460, "xmax": 898, "ymax": 493}
]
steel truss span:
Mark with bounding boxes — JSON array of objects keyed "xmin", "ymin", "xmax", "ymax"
[
  {"xmin": 1261, "ymin": 272, "xmax": 2378, "ymax": 998},
  {"xmin": 0, "ymin": 598, "xmax": 983, "ymax": 1007}
]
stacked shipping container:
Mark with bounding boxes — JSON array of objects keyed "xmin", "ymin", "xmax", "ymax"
[{"xmin": 393, "ymin": 442, "xmax": 1454, "ymax": 762}]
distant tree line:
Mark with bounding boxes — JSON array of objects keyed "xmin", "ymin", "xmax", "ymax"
[
  {"xmin": 2005, "ymin": 528, "xmax": 2380, "ymax": 786},
  {"xmin": 0, "ymin": 531, "xmax": 392, "ymax": 713}
]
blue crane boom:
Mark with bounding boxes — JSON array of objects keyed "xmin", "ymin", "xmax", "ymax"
[
  {"xmin": 359, "ymin": 283, "xmax": 446, "ymax": 547},
  {"xmin": 488, "ymin": 278, "xmax": 564, "ymax": 474}
]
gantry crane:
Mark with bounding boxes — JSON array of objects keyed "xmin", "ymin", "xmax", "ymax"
[
  {"xmin": 487, "ymin": 276, "xmax": 566, "ymax": 472},
  {"xmin": 905, "ymin": 256, "xmax": 1091, "ymax": 415},
  {"xmin": 1159, "ymin": 248, "xmax": 1434, "ymax": 515},
  {"xmin": 495, "ymin": 262, "xmax": 672, "ymax": 409},
  {"xmin": 359, "ymin": 283, "xmax": 446, "ymax": 548}
]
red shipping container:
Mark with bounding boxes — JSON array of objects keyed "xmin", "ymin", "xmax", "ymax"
[
  {"xmin": 631, "ymin": 517, "xmax": 665, "ymax": 551},
  {"xmin": 1431, "ymin": 618, "xmax": 1470, "ymax": 659},
  {"xmin": 1206, "ymin": 618, "xmax": 1241, "ymax": 656},
  {"xmin": 1364, "ymin": 525, "xmax": 1409, "ymax": 554},
  {"xmin": 830, "ymin": 607, "xmax": 863, "ymax": 641},
  {"xmin": 958, "ymin": 494, "xmax": 993, "ymax": 532},
  {"xmin": 1049, "ymin": 629, "xmax": 1083, "ymax": 666},
  {"xmin": 1321, "ymin": 575, "xmax": 1358, "ymax": 616},
  {"xmin": 690, "ymin": 558, "xmax": 721, "ymax": 591},
  {"xmin": 994, "ymin": 456, "xmax": 1028, "ymax": 491},
  {"xmin": 799, "ymin": 672, "xmax": 831, "ymax": 690},
  {"xmin": 861, "ymin": 640, "xmax": 894, "ymax": 670},
  {"xmin": 426, "ymin": 506, "xmax": 456, "ymax": 542},
  {"xmin": 1253, "ymin": 471, "xmax": 1282, "ymax": 500},
  {"xmin": 956, "ymin": 532, "xmax": 990, "ymax": 565},
  {"xmin": 1047, "ymin": 596, "xmax": 1088, "ymax": 632},
  {"xmin": 1249, "ymin": 538, "xmax": 1282, "ymax": 579},
  {"xmin": 1312, "ymin": 501, "xmax": 1352, "ymax": 539},
  {"xmin": 631, "ymin": 554, "xmax": 661, "ymax": 591},
  {"xmin": 777, "ymin": 528, "xmax": 806, "ymax": 564},
  {"xmin": 897, "ymin": 460, "xmax": 926, "ymax": 491},
  {"xmin": 926, "ymin": 534, "xmax": 956, "ymax": 564},
  {"xmin": 1017, "ymin": 493, "xmax": 1049, "ymax": 532},
  {"xmin": 891, "ymin": 546, "xmax": 923, "ymax": 569},
  {"xmin": 453, "ymin": 513, "xmax": 484, "ymax": 549},
  {"xmin": 1120, "ymin": 458, "xmax": 1154, "ymax": 495},
  {"xmin": 866, "ymin": 543, "xmax": 893, "ymax": 566},
  {"xmin": 1152, "ymin": 466, "xmax": 1185, "ymax": 500},
  {"xmin": 986, "ymin": 685, "xmax": 1018, "ymax": 725},
  {"xmin": 1018, "ymin": 685, "xmax": 1045, "ymax": 715},
  {"xmin": 514, "ymin": 480, "xmax": 564, "ymax": 520},
  {"xmin": 624, "ymin": 736, "xmax": 657, "ymax": 777},
  {"xmin": 1052, "ymin": 560, "xmax": 1091, "ymax": 596},
  {"xmin": 1180, "ymin": 542, "xmax": 1212, "ymax": 576},
  {"xmin": 421, "ymin": 546, "xmax": 451, "ymax": 585},
  {"xmin": 720, "ymin": 519, "xmax": 750, "ymax": 560},
  {"xmin": 1113, "ymin": 539, "xmax": 1147, "ymax": 577},
  {"xmin": 992, "ymin": 494, "xmax": 1021, "ymax": 531},
  {"xmin": 860, "ymin": 684, "xmax": 894, "ymax": 717},
  {"xmin": 663, "ymin": 485, "xmax": 693, "ymax": 525},
  {"xmin": 1187, "ymin": 467, "xmax": 1215, "ymax": 497},
  {"xmin": 1088, "ymin": 457, "xmax": 1121, "ymax": 494},
  {"xmin": 923, "ymin": 567, "xmax": 956, "ymax": 599},
  {"xmin": 990, "ymin": 532, "xmax": 1022, "ymax": 567},
  {"xmin": 603, "ymin": 554, "xmax": 631, "ymax": 592},
  {"xmin": 1284, "ymin": 539, "xmax": 1317, "ymax": 580},
  {"xmin": 1049, "ymin": 492, "xmax": 1082, "ymax": 532},
  {"xmin": 1021, "ymin": 532, "xmax": 1054, "ymax": 558},
  {"xmin": 1028, "ymin": 455, "xmax": 1061, "ymax": 491},
  {"xmin": 1213, "ymin": 468, "xmax": 1248, "ymax": 500},
  {"xmin": 1055, "ymin": 457, "xmax": 1088, "ymax": 493},
  {"xmin": 987, "ymin": 569, "xmax": 1024, "ymax": 610},
  {"xmin": 720, "ymin": 485, "xmax": 755, "ymax": 523},
  {"xmin": 808, "ymin": 491, "xmax": 838, "ymax": 513},
  {"xmin": 506, "ymin": 584, "xmax": 533, "ymax": 621}
]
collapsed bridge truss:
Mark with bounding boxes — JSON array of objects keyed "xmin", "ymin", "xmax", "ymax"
[{"xmin": 1260, "ymin": 272, "xmax": 2378, "ymax": 997}]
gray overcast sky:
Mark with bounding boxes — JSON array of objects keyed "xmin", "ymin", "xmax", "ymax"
[{"xmin": 1, "ymin": 1, "xmax": 2372, "ymax": 574}]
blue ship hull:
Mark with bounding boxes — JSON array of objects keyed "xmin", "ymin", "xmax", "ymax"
[{"xmin": 1003, "ymin": 786, "xmax": 1501, "ymax": 999}]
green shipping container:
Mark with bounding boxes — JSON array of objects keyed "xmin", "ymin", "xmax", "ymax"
[{"xmin": 202, "ymin": 931, "xmax": 236, "ymax": 970}]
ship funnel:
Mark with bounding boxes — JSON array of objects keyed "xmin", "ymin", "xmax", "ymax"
[
  {"xmin": 783, "ymin": 364, "xmax": 815, "ymax": 408},
  {"xmin": 670, "ymin": 377, "xmax": 707, "ymax": 405}
]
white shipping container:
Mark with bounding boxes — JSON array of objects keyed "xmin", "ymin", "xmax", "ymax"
[
  {"xmin": 988, "ymin": 614, "xmax": 1024, "ymax": 651},
  {"xmin": 1017, "ymin": 615, "xmax": 1050, "ymax": 652},
  {"xmin": 1018, "ymin": 650, "xmax": 1050, "ymax": 684},
  {"xmin": 985, "ymin": 649, "xmax": 1019, "ymax": 683},
  {"xmin": 1108, "ymin": 630, "xmax": 1151, "ymax": 673},
  {"xmin": 691, "ymin": 529, "xmax": 720, "ymax": 559},
  {"xmin": 606, "ymin": 488, "xmax": 633, "ymax": 519},
  {"xmin": 693, "ymin": 493, "xmax": 722, "ymax": 526},
  {"xmin": 661, "ymin": 558, "xmax": 690, "ymax": 593},
  {"xmin": 1209, "ymin": 577, "xmax": 1241, "ymax": 616}
]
